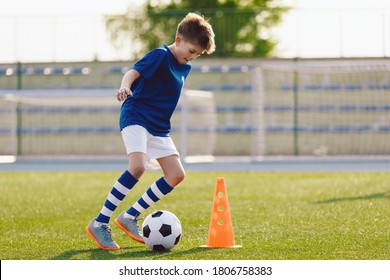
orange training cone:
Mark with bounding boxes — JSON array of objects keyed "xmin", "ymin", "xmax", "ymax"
[{"xmin": 200, "ymin": 177, "xmax": 242, "ymax": 248}]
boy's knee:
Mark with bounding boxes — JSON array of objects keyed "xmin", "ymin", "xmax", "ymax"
[
  {"xmin": 169, "ymin": 169, "xmax": 185, "ymax": 187},
  {"xmin": 128, "ymin": 164, "xmax": 145, "ymax": 180},
  {"xmin": 177, "ymin": 170, "xmax": 186, "ymax": 183}
]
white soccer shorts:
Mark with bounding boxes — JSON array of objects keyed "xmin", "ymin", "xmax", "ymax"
[{"xmin": 121, "ymin": 125, "xmax": 179, "ymax": 160}]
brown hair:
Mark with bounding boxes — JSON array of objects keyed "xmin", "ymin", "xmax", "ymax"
[{"xmin": 177, "ymin": 12, "xmax": 216, "ymax": 54}]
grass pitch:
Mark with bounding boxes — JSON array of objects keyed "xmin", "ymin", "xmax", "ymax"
[{"xmin": 0, "ymin": 171, "xmax": 389, "ymax": 260}]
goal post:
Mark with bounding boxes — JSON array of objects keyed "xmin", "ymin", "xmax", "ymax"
[{"xmin": 250, "ymin": 66, "xmax": 266, "ymax": 159}]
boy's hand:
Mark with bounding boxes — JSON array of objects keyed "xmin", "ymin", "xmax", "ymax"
[{"xmin": 116, "ymin": 87, "xmax": 132, "ymax": 102}]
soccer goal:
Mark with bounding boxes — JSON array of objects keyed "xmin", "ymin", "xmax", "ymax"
[
  {"xmin": 0, "ymin": 88, "xmax": 217, "ymax": 161},
  {"xmin": 256, "ymin": 58, "xmax": 390, "ymax": 156}
]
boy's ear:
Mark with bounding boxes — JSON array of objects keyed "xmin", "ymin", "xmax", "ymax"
[{"xmin": 175, "ymin": 36, "xmax": 183, "ymax": 46}]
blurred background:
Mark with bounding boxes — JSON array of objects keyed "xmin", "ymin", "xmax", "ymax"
[{"xmin": 1, "ymin": 0, "xmax": 390, "ymax": 161}]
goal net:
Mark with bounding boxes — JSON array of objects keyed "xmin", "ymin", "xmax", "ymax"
[
  {"xmin": 0, "ymin": 89, "xmax": 216, "ymax": 161},
  {"xmin": 256, "ymin": 59, "xmax": 390, "ymax": 156}
]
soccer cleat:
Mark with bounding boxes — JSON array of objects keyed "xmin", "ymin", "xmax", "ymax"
[
  {"xmin": 115, "ymin": 211, "xmax": 144, "ymax": 243},
  {"xmin": 86, "ymin": 220, "xmax": 120, "ymax": 250}
]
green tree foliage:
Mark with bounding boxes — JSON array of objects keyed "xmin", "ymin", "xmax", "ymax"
[{"xmin": 105, "ymin": 0, "xmax": 289, "ymax": 58}]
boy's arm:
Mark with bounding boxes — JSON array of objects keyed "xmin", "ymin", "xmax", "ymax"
[{"xmin": 116, "ymin": 69, "xmax": 141, "ymax": 102}]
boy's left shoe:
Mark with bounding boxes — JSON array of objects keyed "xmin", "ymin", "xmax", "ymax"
[{"xmin": 115, "ymin": 211, "xmax": 145, "ymax": 243}]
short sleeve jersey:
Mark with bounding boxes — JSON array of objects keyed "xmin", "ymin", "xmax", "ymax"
[{"xmin": 119, "ymin": 45, "xmax": 192, "ymax": 136}]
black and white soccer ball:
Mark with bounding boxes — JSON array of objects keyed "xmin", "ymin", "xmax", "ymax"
[{"xmin": 142, "ymin": 210, "xmax": 182, "ymax": 252}]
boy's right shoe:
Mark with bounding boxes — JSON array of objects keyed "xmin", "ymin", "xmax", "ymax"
[
  {"xmin": 115, "ymin": 211, "xmax": 144, "ymax": 243},
  {"xmin": 86, "ymin": 220, "xmax": 120, "ymax": 251}
]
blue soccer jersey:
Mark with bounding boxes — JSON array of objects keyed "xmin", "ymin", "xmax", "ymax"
[{"xmin": 119, "ymin": 45, "xmax": 192, "ymax": 136}]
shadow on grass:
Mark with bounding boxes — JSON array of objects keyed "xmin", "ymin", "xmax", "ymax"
[
  {"xmin": 50, "ymin": 246, "xmax": 206, "ymax": 260},
  {"xmin": 312, "ymin": 190, "xmax": 390, "ymax": 204}
]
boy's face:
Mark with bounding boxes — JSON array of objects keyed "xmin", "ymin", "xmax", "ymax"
[{"xmin": 174, "ymin": 36, "xmax": 205, "ymax": 64}]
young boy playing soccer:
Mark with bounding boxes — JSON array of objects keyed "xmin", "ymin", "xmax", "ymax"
[{"xmin": 86, "ymin": 12, "xmax": 215, "ymax": 250}]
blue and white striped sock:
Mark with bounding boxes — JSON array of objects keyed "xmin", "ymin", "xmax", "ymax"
[
  {"xmin": 95, "ymin": 170, "xmax": 138, "ymax": 225},
  {"xmin": 125, "ymin": 177, "xmax": 173, "ymax": 219}
]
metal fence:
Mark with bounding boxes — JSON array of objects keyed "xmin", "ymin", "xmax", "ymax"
[{"xmin": 1, "ymin": 58, "xmax": 390, "ymax": 159}]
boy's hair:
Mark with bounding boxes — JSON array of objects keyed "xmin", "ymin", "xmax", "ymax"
[{"xmin": 177, "ymin": 12, "xmax": 216, "ymax": 54}]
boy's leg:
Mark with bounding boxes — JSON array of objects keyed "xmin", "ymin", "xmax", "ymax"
[
  {"xmin": 86, "ymin": 170, "xmax": 138, "ymax": 250},
  {"xmin": 96, "ymin": 170, "xmax": 139, "ymax": 223},
  {"xmin": 156, "ymin": 154, "xmax": 186, "ymax": 187},
  {"xmin": 115, "ymin": 155, "xmax": 185, "ymax": 243}
]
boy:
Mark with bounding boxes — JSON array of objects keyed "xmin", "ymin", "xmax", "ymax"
[{"xmin": 86, "ymin": 12, "xmax": 215, "ymax": 250}]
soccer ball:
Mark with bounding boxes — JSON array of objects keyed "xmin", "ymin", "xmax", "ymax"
[{"xmin": 142, "ymin": 210, "xmax": 182, "ymax": 252}]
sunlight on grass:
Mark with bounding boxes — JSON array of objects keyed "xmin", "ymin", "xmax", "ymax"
[{"xmin": 0, "ymin": 171, "xmax": 389, "ymax": 260}]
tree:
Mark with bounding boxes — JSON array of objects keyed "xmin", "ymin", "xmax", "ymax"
[{"xmin": 105, "ymin": 0, "xmax": 289, "ymax": 59}]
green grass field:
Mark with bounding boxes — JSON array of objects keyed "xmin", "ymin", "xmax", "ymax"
[{"xmin": 0, "ymin": 171, "xmax": 389, "ymax": 260}]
